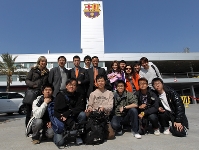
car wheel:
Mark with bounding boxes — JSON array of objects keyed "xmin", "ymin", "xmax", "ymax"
[
  {"xmin": 7, "ymin": 113, "xmax": 13, "ymax": 115},
  {"xmin": 19, "ymin": 105, "xmax": 27, "ymax": 115}
]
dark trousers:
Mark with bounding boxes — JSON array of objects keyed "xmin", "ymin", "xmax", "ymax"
[
  {"xmin": 25, "ymin": 104, "xmax": 32, "ymax": 127},
  {"xmin": 158, "ymin": 110, "xmax": 172, "ymax": 127},
  {"xmin": 158, "ymin": 110, "xmax": 189, "ymax": 137},
  {"xmin": 158, "ymin": 110, "xmax": 188, "ymax": 128},
  {"xmin": 111, "ymin": 108, "xmax": 139, "ymax": 133},
  {"xmin": 144, "ymin": 114, "xmax": 159, "ymax": 129}
]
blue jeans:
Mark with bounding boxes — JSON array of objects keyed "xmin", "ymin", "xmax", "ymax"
[
  {"xmin": 53, "ymin": 111, "xmax": 86, "ymax": 146},
  {"xmin": 111, "ymin": 108, "xmax": 139, "ymax": 133}
]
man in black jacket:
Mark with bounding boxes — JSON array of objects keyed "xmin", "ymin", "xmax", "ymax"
[
  {"xmin": 152, "ymin": 78, "xmax": 189, "ymax": 137},
  {"xmin": 134, "ymin": 78, "xmax": 160, "ymax": 136},
  {"xmin": 53, "ymin": 78, "xmax": 86, "ymax": 146},
  {"xmin": 70, "ymin": 55, "xmax": 89, "ymax": 106},
  {"xmin": 87, "ymin": 56, "xmax": 107, "ymax": 97}
]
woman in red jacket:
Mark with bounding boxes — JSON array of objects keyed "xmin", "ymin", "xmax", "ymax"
[{"xmin": 125, "ymin": 64, "xmax": 140, "ymax": 93}]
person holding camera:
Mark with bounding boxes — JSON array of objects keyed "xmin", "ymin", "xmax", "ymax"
[
  {"xmin": 85, "ymin": 74, "xmax": 114, "ymax": 114},
  {"xmin": 53, "ymin": 78, "xmax": 86, "ymax": 146},
  {"xmin": 134, "ymin": 78, "xmax": 160, "ymax": 136},
  {"xmin": 111, "ymin": 80, "xmax": 141, "ymax": 139}
]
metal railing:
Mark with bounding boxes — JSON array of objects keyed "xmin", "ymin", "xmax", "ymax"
[{"xmin": 161, "ymin": 72, "xmax": 199, "ymax": 79}]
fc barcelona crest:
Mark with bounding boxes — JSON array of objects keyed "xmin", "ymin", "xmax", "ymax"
[{"xmin": 84, "ymin": 3, "xmax": 101, "ymax": 19}]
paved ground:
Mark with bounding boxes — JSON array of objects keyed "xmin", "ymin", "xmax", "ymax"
[{"xmin": 0, "ymin": 104, "xmax": 199, "ymax": 150}]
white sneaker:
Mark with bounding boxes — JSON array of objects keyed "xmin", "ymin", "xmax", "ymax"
[
  {"xmin": 154, "ymin": 128, "xmax": 160, "ymax": 136},
  {"xmin": 76, "ymin": 137, "xmax": 83, "ymax": 145},
  {"xmin": 163, "ymin": 127, "xmax": 170, "ymax": 135},
  {"xmin": 28, "ymin": 134, "xmax": 33, "ymax": 138},
  {"xmin": 132, "ymin": 132, "xmax": 142, "ymax": 139}
]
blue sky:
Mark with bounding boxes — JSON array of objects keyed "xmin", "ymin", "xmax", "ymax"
[{"xmin": 0, "ymin": 0, "xmax": 198, "ymax": 54}]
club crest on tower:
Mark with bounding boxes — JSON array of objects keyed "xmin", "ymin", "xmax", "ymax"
[{"xmin": 84, "ymin": 3, "xmax": 101, "ymax": 19}]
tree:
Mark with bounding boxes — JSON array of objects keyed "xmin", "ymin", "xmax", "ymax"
[{"xmin": 0, "ymin": 53, "xmax": 18, "ymax": 92}]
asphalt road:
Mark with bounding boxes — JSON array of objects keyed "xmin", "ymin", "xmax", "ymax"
[{"xmin": 0, "ymin": 104, "xmax": 199, "ymax": 150}]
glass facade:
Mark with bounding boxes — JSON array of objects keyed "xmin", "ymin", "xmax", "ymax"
[{"xmin": 11, "ymin": 61, "xmax": 105, "ymax": 72}]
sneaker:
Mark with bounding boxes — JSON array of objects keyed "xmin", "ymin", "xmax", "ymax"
[
  {"xmin": 28, "ymin": 134, "xmax": 33, "ymax": 138},
  {"xmin": 117, "ymin": 130, "xmax": 123, "ymax": 135},
  {"xmin": 163, "ymin": 127, "xmax": 170, "ymax": 135},
  {"xmin": 132, "ymin": 132, "xmax": 142, "ymax": 139},
  {"xmin": 154, "ymin": 128, "xmax": 160, "ymax": 136},
  {"xmin": 76, "ymin": 137, "xmax": 83, "ymax": 145},
  {"xmin": 183, "ymin": 126, "xmax": 188, "ymax": 135},
  {"xmin": 32, "ymin": 139, "xmax": 40, "ymax": 144}
]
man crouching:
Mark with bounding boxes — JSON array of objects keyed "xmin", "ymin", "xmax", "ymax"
[
  {"xmin": 111, "ymin": 80, "xmax": 141, "ymax": 139},
  {"xmin": 31, "ymin": 84, "xmax": 54, "ymax": 144}
]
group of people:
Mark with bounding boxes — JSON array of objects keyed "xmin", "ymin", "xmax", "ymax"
[{"xmin": 24, "ymin": 55, "xmax": 189, "ymax": 147}]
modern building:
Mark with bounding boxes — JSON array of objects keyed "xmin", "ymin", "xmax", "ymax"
[{"xmin": 0, "ymin": 0, "xmax": 199, "ymax": 103}]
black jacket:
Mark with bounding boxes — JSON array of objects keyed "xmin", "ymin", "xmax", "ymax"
[
  {"xmin": 156, "ymin": 85, "xmax": 187, "ymax": 124},
  {"xmin": 54, "ymin": 90, "xmax": 85, "ymax": 120},
  {"xmin": 87, "ymin": 67, "xmax": 107, "ymax": 97},
  {"xmin": 134, "ymin": 88, "xmax": 159, "ymax": 116},
  {"xmin": 25, "ymin": 67, "xmax": 49, "ymax": 92},
  {"xmin": 70, "ymin": 67, "xmax": 89, "ymax": 96}
]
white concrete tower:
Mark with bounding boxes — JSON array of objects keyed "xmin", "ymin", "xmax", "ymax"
[{"xmin": 81, "ymin": 0, "xmax": 104, "ymax": 54}]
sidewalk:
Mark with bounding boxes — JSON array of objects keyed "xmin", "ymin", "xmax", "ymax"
[{"xmin": 0, "ymin": 105, "xmax": 199, "ymax": 150}]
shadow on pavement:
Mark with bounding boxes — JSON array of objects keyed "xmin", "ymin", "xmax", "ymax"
[{"xmin": 0, "ymin": 113, "xmax": 25, "ymax": 124}]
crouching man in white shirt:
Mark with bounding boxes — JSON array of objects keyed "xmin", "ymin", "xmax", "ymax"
[{"xmin": 31, "ymin": 84, "xmax": 54, "ymax": 144}]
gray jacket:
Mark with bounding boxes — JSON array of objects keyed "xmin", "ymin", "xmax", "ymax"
[{"xmin": 48, "ymin": 66, "xmax": 70, "ymax": 97}]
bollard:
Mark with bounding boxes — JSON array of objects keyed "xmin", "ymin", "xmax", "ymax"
[{"xmin": 180, "ymin": 96, "xmax": 190, "ymax": 108}]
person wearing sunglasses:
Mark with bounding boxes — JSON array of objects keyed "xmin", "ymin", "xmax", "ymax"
[{"xmin": 125, "ymin": 64, "xmax": 140, "ymax": 93}]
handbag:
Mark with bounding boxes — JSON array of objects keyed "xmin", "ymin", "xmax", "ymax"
[{"xmin": 23, "ymin": 89, "xmax": 38, "ymax": 104}]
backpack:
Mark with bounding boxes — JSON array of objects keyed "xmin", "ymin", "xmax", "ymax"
[
  {"xmin": 151, "ymin": 65, "xmax": 159, "ymax": 78},
  {"xmin": 84, "ymin": 111, "xmax": 108, "ymax": 145},
  {"xmin": 48, "ymin": 102, "xmax": 65, "ymax": 134}
]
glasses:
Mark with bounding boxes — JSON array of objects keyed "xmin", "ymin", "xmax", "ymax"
[
  {"xmin": 126, "ymin": 68, "xmax": 132, "ymax": 70},
  {"xmin": 67, "ymin": 84, "xmax": 76, "ymax": 87}
]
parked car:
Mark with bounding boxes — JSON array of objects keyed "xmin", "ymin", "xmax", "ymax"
[{"xmin": 0, "ymin": 92, "xmax": 26, "ymax": 115}]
